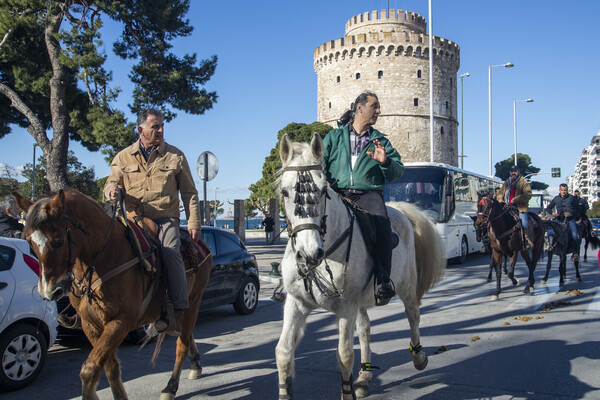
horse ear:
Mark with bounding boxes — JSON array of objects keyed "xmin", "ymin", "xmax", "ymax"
[
  {"xmin": 310, "ymin": 133, "xmax": 323, "ymax": 160},
  {"xmin": 279, "ymin": 134, "xmax": 293, "ymax": 164},
  {"xmin": 13, "ymin": 192, "xmax": 33, "ymax": 213},
  {"xmin": 48, "ymin": 189, "xmax": 66, "ymax": 217}
]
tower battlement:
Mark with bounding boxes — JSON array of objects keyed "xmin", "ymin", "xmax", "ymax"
[{"xmin": 345, "ymin": 9, "xmax": 427, "ymax": 36}]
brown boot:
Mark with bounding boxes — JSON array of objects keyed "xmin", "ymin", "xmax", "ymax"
[
  {"xmin": 57, "ymin": 313, "xmax": 82, "ymax": 330},
  {"xmin": 165, "ymin": 310, "xmax": 184, "ymax": 337}
]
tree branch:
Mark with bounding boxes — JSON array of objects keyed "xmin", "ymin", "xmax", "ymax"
[{"xmin": 0, "ymin": 83, "xmax": 49, "ymax": 148}]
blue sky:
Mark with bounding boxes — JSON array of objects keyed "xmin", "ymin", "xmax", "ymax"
[{"xmin": 2, "ymin": 0, "xmax": 599, "ymax": 212}]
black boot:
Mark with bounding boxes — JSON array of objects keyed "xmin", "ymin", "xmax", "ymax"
[{"xmin": 375, "ymin": 275, "xmax": 396, "ymax": 306}]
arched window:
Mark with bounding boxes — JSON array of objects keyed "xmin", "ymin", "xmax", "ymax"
[
  {"xmin": 378, "ymin": 70, "xmax": 383, "ymax": 79},
  {"xmin": 413, "ymin": 98, "xmax": 418, "ymax": 107},
  {"xmin": 445, "ymin": 101, "xmax": 449, "ymax": 109},
  {"xmin": 336, "ymin": 76, "xmax": 340, "ymax": 83},
  {"xmin": 417, "ymin": 70, "xmax": 421, "ymax": 78},
  {"xmin": 356, "ymin": 72, "xmax": 361, "ymax": 80},
  {"xmin": 441, "ymin": 126, "xmax": 444, "ymax": 135},
  {"xmin": 328, "ymin": 102, "xmax": 331, "ymax": 109}
]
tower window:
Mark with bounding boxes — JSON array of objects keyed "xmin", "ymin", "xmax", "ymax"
[
  {"xmin": 356, "ymin": 73, "xmax": 361, "ymax": 80},
  {"xmin": 336, "ymin": 76, "xmax": 340, "ymax": 83},
  {"xmin": 441, "ymin": 127, "xmax": 444, "ymax": 135},
  {"xmin": 413, "ymin": 98, "xmax": 418, "ymax": 107},
  {"xmin": 445, "ymin": 101, "xmax": 449, "ymax": 109},
  {"xmin": 378, "ymin": 70, "xmax": 383, "ymax": 79},
  {"xmin": 328, "ymin": 102, "xmax": 331, "ymax": 109},
  {"xmin": 417, "ymin": 70, "xmax": 422, "ymax": 78}
]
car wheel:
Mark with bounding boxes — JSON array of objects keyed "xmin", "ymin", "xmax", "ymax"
[
  {"xmin": 233, "ymin": 278, "xmax": 259, "ymax": 315},
  {"xmin": 458, "ymin": 235, "xmax": 468, "ymax": 264},
  {"xmin": 126, "ymin": 324, "xmax": 158, "ymax": 345},
  {"xmin": 0, "ymin": 324, "xmax": 48, "ymax": 392}
]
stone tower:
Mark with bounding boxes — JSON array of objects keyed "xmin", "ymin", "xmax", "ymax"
[{"xmin": 314, "ymin": 9, "xmax": 460, "ymax": 165}]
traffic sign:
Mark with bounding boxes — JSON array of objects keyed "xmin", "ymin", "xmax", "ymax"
[
  {"xmin": 551, "ymin": 167, "xmax": 561, "ymax": 178},
  {"xmin": 197, "ymin": 151, "xmax": 219, "ymax": 181}
]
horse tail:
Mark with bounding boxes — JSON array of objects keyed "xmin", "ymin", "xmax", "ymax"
[
  {"xmin": 392, "ymin": 202, "xmax": 446, "ymax": 300},
  {"xmin": 151, "ymin": 333, "xmax": 166, "ymax": 367},
  {"xmin": 589, "ymin": 234, "xmax": 600, "ymax": 250}
]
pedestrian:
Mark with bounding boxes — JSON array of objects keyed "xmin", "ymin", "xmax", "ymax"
[
  {"xmin": 103, "ymin": 108, "xmax": 201, "ymax": 336},
  {"xmin": 322, "ymin": 91, "xmax": 405, "ymax": 306},
  {"xmin": 262, "ymin": 213, "xmax": 275, "ymax": 245},
  {"xmin": 573, "ymin": 189, "xmax": 589, "ymax": 221},
  {"xmin": 545, "ymin": 183, "xmax": 581, "ymax": 260},
  {"xmin": 496, "ymin": 165, "xmax": 533, "ymax": 248},
  {"xmin": 0, "ymin": 195, "xmax": 24, "ymax": 238}
]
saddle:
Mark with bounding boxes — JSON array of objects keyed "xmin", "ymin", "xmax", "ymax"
[{"xmin": 505, "ymin": 207, "xmax": 539, "ymax": 249}]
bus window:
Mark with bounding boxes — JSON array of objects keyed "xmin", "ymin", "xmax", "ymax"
[{"xmin": 385, "ymin": 167, "xmax": 445, "ymax": 222}]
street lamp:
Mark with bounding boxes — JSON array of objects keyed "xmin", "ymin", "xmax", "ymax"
[
  {"xmin": 488, "ymin": 62, "xmax": 514, "ymax": 176},
  {"xmin": 513, "ymin": 98, "xmax": 534, "ymax": 166},
  {"xmin": 459, "ymin": 72, "xmax": 470, "ymax": 169},
  {"xmin": 214, "ymin": 187, "xmax": 219, "ymax": 226},
  {"xmin": 31, "ymin": 144, "xmax": 37, "ymax": 200}
]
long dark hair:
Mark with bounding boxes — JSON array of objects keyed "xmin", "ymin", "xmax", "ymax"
[{"xmin": 339, "ymin": 91, "xmax": 378, "ymax": 125}]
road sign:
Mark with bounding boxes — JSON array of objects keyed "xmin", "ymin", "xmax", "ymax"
[
  {"xmin": 196, "ymin": 151, "xmax": 219, "ymax": 181},
  {"xmin": 551, "ymin": 167, "xmax": 561, "ymax": 178}
]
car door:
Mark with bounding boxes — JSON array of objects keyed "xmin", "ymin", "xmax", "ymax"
[
  {"xmin": 214, "ymin": 231, "xmax": 245, "ymax": 303},
  {"xmin": 0, "ymin": 244, "xmax": 17, "ymax": 327},
  {"xmin": 199, "ymin": 230, "xmax": 224, "ymax": 307}
]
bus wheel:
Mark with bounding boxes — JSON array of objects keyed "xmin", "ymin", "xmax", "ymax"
[{"xmin": 458, "ymin": 235, "xmax": 468, "ymax": 264}]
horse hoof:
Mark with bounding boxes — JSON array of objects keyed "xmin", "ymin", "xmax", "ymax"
[
  {"xmin": 159, "ymin": 392, "xmax": 175, "ymax": 400},
  {"xmin": 486, "ymin": 277, "xmax": 492, "ymax": 283},
  {"xmin": 523, "ymin": 286, "xmax": 534, "ymax": 294},
  {"xmin": 354, "ymin": 384, "xmax": 369, "ymax": 398},
  {"xmin": 577, "ymin": 277, "xmax": 582, "ymax": 282},
  {"xmin": 490, "ymin": 294, "xmax": 499, "ymax": 301},
  {"xmin": 188, "ymin": 368, "xmax": 202, "ymax": 380},
  {"xmin": 514, "ymin": 279, "xmax": 522, "ymax": 287},
  {"xmin": 559, "ymin": 281, "xmax": 565, "ymax": 287},
  {"xmin": 413, "ymin": 354, "xmax": 428, "ymax": 371}
]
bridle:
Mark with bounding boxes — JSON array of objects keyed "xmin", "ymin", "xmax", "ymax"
[{"xmin": 477, "ymin": 196, "xmax": 519, "ymax": 242}]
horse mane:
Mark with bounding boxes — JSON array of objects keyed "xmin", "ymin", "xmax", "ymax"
[{"xmin": 26, "ymin": 188, "xmax": 107, "ymax": 230}]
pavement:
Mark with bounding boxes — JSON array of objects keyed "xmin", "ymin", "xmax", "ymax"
[{"xmin": 242, "ymin": 230, "xmax": 288, "ymax": 285}]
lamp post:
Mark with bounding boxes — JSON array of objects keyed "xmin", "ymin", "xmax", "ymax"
[
  {"xmin": 31, "ymin": 144, "xmax": 37, "ymax": 200},
  {"xmin": 513, "ymin": 98, "xmax": 534, "ymax": 166},
  {"xmin": 459, "ymin": 72, "xmax": 470, "ymax": 169},
  {"xmin": 488, "ymin": 62, "xmax": 514, "ymax": 176},
  {"xmin": 214, "ymin": 187, "xmax": 219, "ymax": 226}
]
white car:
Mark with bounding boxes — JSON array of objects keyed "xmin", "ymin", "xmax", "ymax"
[{"xmin": 0, "ymin": 237, "xmax": 58, "ymax": 392}]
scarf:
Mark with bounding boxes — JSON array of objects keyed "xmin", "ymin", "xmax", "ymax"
[{"xmin": 504, "ymin": 176, "xmax": 519, "ymax": 204}]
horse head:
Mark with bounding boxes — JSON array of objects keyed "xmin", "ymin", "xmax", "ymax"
[
  {"xmin": 14, "ymin": 189, "xmax": 91, "ymax": 301},
  {"xmin": 279, "ymin": 133, "xmax": 328, "ymax": 269}
]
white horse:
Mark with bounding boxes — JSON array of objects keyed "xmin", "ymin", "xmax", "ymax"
[{"xmin": 275, "ymin": 134, "xmax": 447, "ymax": 399}]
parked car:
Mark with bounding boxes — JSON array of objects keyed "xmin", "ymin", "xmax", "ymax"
[
  {"xmin": 57, "ymin": 226, "xmax": 260, "ymax": 338},
  {"xmin": 0, "ymin": 237, "xmax": 58, "ymax": 392},
  {"xmin": 590, "ymin": 218, "xmax": 600, "ymax": 237}
]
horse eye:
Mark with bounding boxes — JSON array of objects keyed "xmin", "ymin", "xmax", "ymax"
[
  {"xmin": 281, "ymin": 189, "xmax": 289, "ymax": 198},
  {"xmin": 51, "ymin": 239, "xmax": 64, "ymax": 249}
]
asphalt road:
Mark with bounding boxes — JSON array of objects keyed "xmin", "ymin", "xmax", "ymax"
[{"xmin": 8, "ymin": 237, "xmax": 600, "ymax": 400}]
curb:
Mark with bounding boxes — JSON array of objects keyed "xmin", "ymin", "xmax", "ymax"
[{"xmin": 260, "ymin": 274, "xmax": 283, "ymax": 285}]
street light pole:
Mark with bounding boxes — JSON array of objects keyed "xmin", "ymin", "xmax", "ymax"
[
  {"xmin": 31, "ymin": 144, "xmax": 37, "ymax": 200},
  {"xmin": 488, "ymin": 62, "xmax": 514, "ymax": 176},
  {"xmin": 459, "ymin": 72, "xmax": 470, "ymax": 169},
  {"xmin": 214, "ymin": 187, "xmax": 219, "ymax": 226},
  {"xmin": 513, "ymin": 98, "xmax": 534, "ymax": 167}
]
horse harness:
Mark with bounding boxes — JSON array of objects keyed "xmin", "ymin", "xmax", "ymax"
[{"xmin": 282, "ymin": 164, "xmax": 356, "ymax": 299}]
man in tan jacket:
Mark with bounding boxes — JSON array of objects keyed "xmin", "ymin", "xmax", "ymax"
[
  {"xmin": 497, "ymin": 165, "xmax": 533, "ymax": 248},
  {"xmin": 104, "ymin": 108, "xmax": 201, "ymax": 336}
]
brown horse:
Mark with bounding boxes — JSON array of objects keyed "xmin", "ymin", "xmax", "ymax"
[
  {"xmin": 475, "ymin": 193, "xmax": 545, "ymax": 299},
  {"xmin": 14, "ymin": 188, "xmax": 211, "ymax": 400}
]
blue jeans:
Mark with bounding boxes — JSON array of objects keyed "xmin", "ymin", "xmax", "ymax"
[
  {"xmin": 566, "ymin": 218, "xmax": 581, "ymax": 253},
  {"xmin": 519, "ymin": 212, "xmax": 529, "ymax": 228}
]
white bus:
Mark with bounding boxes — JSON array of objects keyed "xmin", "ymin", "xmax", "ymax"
[{"xmin": 384, "ymin": 162, "xmax": 502, "ymax": 263}]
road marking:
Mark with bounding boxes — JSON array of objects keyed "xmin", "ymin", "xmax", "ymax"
[{"xmin": 585, "ymin": 286, "xmax": 600, "ymax": 315}]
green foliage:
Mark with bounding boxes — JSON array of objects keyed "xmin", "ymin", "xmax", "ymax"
[
  {"xmin": 589, "ymin": 200, "xmax": 600, "ymax": 218},
  {"xmin": 17, "ymin": 151, "xmax": 99, "ymax": 199},
  {"xmin": 244, "ymin": 199, "xmax": 258, "ymax": 219},
  {"xmin": 494, "ymin": 153, "xmax": 548, "ymax": 190},
  {"xmin": 208, "ymin": 200, "xmax": 224, "ymax": 221},
  {"xmin": 0, "ymin": 0, "xmax": 217, "ymax": 190},
  {"xmin": 248, "ymin": 121, "xmax": 332, "ymax": 213}
]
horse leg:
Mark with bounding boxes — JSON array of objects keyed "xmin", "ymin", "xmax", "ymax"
[
  {"xmin": 491, "ymin": 252, "xmax": 502, "ymax": 301},
  {"xmin": 584, "ymin": 239, "xmax": 589, "ymax": 262},
  {"xmin": 541, "ymin": 252, "xmax": 552, "ymax": 284},
  {"xmin": 275, "ymin": 295, "xmax": 311, "ymax": 400},
  {"xmin": 574, "ymin": 256, "xmax": 582, "ymax": 281},
  {"xmin": 520, "ymin": 250, "xmax": 536, "ymax": 294},
  {"xmin": 80, "ymin": 322, "xmax": 130, "ymax": 400},
  {"xmin": 337, "ymin": 309, "xmax": 358, "ymax": 400},
  {"xmin": 354, "ymin": 308, "xmax": 372, "ymax": 398},
  {"xmin": 506, "ymin": 254, "xmax": 521, "ymax": 286},
  {"xmin": 403, "ymin": 294, "xmax": 428, "ymax": 371},
  {"xmin": 487, "ymin": 255, "xmax": 493, "ymax": 282},
  {"xmin": 187, "ymin": 336, "xmax": 202, "ymax": 380},
  {"xmin": 104, "ymin": 352, "xmax": 127, "ymax": 400},
  {"xmin": 160, "ymin": 305, "xmax": 202, "ymax": 400}
]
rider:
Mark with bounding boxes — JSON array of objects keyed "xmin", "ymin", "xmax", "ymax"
[
  {"xmin": 322, "ymin": 91, "xmax": 405, "ymax": 306},
  {"xmin": 545, "ymin": 183, "xmax": 581, "ymax": 259},
  {"xmin": 0, "ymin": 196, "xmax": 24, "ymax": 238},
  {"xmin": 497, "ymin": 165, "xmax": 533, "ymax": 249},
  {"xmin": 104, "ymin": 108, "xmax": 201, "ymax": 336},
  {"xmin": 573, "ymin": 189, "xmax": 589, "ymax": 222}
]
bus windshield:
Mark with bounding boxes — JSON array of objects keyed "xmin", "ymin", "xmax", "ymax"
[{"xmin": 384, "ymin": 167, "xmax": 445, "ymax": 222}]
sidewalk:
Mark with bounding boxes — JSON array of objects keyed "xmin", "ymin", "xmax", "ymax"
[{"xmin": 243, "ymin": 231, "xmax": 287, "ymax": 284}]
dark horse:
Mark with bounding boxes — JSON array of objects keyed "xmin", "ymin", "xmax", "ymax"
[
  {"xmin": 14, "ymin": 189, "xmax": 211, "ymax": 400},
  {"xmin": 578, "ymin": 218, "xmax": 594, "ymax": 262},
  {"xmin": 541, "ymin": 218, "xmax": 600, "ymax": 286},
  {"xmin": 471, "ymin": 214, "xmax": 508, "ymax": 282},
  {"xmin": 475, "ymin": 193, "xmax": 545, "ymax": 299}
]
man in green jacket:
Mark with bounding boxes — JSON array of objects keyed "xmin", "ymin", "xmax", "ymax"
[{"xmin": 322, "ymin": 92, "xmax": 404, "ymax": 305}]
